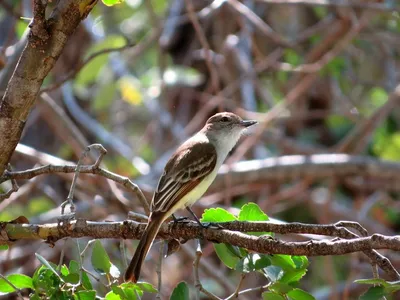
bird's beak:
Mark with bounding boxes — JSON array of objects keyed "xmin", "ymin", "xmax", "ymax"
[{"xmin": 240, "ymin": 120, "xmax": 258, "ymax": 127}]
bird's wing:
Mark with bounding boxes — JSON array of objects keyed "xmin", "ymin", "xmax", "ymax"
[{"xmin": 151, "ymin": 140, "xmax": 217, "ymax": 213}]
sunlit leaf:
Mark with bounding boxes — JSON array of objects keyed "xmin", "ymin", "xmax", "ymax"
[
  {"xmin": 238, "ymin": 202, "xmax": 270, "ymax": 236},
  {"xmin": 0, "ymin": 274, "xmax": 33, "ymax": 293},
  {"xmin": 102, "ymin": 0, "xmax": 123, "ymax": 6},
  {"xmin": 201, "ymin": 208, "xmax": 236, "ymax": 222},
  {"xmin": 60, "ymin": 265, "xmax": 69, "ymax": 277}
]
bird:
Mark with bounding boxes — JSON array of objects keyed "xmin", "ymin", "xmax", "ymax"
[{"xmin": 124, "ymin": 112, "xmax": 257, "ymax": 283}]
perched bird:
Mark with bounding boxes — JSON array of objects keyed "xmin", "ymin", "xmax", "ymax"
[{"xmin": 125, "ymin": 112, "xmax": 257, "ymax": 283}]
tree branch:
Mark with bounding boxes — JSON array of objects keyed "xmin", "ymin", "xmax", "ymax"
[
  {"xmin": 2, "ymin": 220, "xmax": 399, "ymax": 279},
  {"xmin": 3, "ymin": 154, "xmax": 400, "ymax": 192},
  {"xmin": 0, "ymin": 0, "xmax": 98, "ymax": 175}
]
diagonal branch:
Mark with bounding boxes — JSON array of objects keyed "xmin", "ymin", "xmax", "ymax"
[{"xmin": 0, "ymin": 0, "xmax": 99, "ymax": 176}]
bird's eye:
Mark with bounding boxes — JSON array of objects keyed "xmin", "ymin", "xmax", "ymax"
[{"xmin": 221, "ymin": 116, "xmax": 230, "ymax": 122}]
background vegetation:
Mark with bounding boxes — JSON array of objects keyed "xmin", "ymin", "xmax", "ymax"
[{"xmin": 0, "ymin": 0, "xmax": 399, "ymax": 299}]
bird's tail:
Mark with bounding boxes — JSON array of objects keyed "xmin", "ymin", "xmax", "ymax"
[{"xmin": 124, "ymin": 214, "xmax": 164, "ymax": 283}]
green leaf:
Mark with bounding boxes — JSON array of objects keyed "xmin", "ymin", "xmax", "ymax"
[
  {"xmin": 60, "ymin": 265, "xmax": 69, "ymax": 276},
  {"xmin": 74, "ymin": 290, "xmax": 96, "ymax": 300},
  {"xmin": 64, "ymin": 273, "xmax": 80, "ymax": 285},
  {"xmin": 120, "ymin": 282, "xmax": 144, "ymax": 298},
  {"xmin": 32, "ymin": 265, "xmax": 61, "ymax": 293},
  {"xmin": 373, "ymin": 132, "xmax": 400, "ymax": 161},
  {"xmin": 359, "ymin": 286, "xmax": 387, "ymax": 300},
  {"xmin": 81, "ymin": 272, "xmax": 93, "ymax": 290},
  {"xmin": 262, "ymin": 291, "xmax": 285, "ymax": 300},
  {"xmin": 122, "ymin": 285, "xmax": 140, "ymax": 299},
  {"xmin": 236, "ymin": 254, "xmax": 270, "ymax": 273},
  {"xmin": 137, "ymin": 282, "xmax": 158, "ymax": 293},
  {"xmin": 287, "ymin": 288, "xmax": 316, "ymax": 300},
  {"xmin": 254, "ymin": 255, "xmax": 272, "ymax": 270},
  {"xmin": 269, "ymin": 282, "xmax": 293, "ymax": 294},
  {"xmin": 238, "ymin": 203, "xmax": 269, "ymax": 221},
  {"xmin": 105, "ymin": 291, "xmax": 121, "ymax": 300},
  {"xmin": 35, "ymin": 253, "xmax": 63, "ymax": 281},
  {"xmin": 91, "ymin": 240, "xmax": 111, "ymax": 274},
  {"xmin": 214, "ymin": 243, "xmax": 241, "ymax": 269},
  {"xmin": 0, "ymin": 245, "xmax": 9, "ymax": 251},
  {"xmin": 238, "ymin": 202, "xmax": 270, "ymax": 236},
  {"xmin": 0, "ymin": 274, "xmax": 33, "ymax": 293},
  {"xmin": 291, "ymin": 256, "xmax": 308, "ymax": 269},
  {"xmin": 102, "ymin": 0, "xmax": 123, "ymax": 6},
  {"xmin": 110, "ymin": 284, "xmax": 127, "ymax": 298},
  {"xmin": 370, "ymin": 87, "xmax": 388, "ymax": 107},
  {"xmin": 236, "ymin": 256, "xmax": 255, "ymax": 273},
  {"xmin": 69, "ymin": 260, "xmax": 80, "ymax": 274},
  {"xmin": 170, "ymin": 281, "xmax": 190, "ymax": 300},
  {"xmin": 355, "ymin": 278, "xmax": 389, "ymax": 287},
  {"xmin": 201, "ymin": 207, "xmax": 236, "ymax": 222},
  {"xmin": 269, "ymin": 255, "xmax": 308, "ymax": 284},
  {"xmin": 355, "ymin": 279, "xmax": 400, "ymax": 294}
]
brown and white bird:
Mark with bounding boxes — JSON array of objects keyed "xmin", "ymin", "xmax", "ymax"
[{"xmin": 124, "ymin": 112, "xmax": 257, "ymax": 283}]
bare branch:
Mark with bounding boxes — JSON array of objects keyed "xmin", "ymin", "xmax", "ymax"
[
  {"xmin": 2, "ymin": 220, "xmax": 399, "ymax": 279},
  {"xmin": 257, "ymin": 0, "xmax": 400, "ymax": 13}
]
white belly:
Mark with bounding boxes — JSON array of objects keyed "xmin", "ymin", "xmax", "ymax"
[{"xmin": 165, "ymin": 170, "xmax": 217, "ymax": 220}]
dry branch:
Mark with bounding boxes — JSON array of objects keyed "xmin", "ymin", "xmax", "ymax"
[
  {"xmin": 1, "ymin": 219, "xmax": 399, "ymax": 280},
  {"xmin": 0, "ymin": 0, "xmax": 98, "ymax": 175}
]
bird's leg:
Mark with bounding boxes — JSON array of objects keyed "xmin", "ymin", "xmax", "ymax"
[
  {"xmin": 186, "ymin": 207, "xmax": 223, "ymax": 229},
  {"xmin": 171, "ymin": 214, "xmax": 189, "ymax": 224}
]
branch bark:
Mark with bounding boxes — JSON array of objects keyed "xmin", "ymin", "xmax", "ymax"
[
  {"xmin": 0, "ymin": 0, "xmax": 98, "ymax": 175},
  {"xmin": 2, "ymin": 154, "xmax": 400, "ymax": 191},
  {"xmin": 2, "ymin": 219, "xmax": 399, "ymax": 279}
]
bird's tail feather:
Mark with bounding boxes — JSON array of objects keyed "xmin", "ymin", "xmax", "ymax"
[{"xmin": 124, "ymin": 215, "xmax": 164, "ymax": 283}]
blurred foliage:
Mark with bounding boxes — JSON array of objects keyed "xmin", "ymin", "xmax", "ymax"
[{"xmin": 0, "ymin": 0, "xmax": 399, "ymax": 298}]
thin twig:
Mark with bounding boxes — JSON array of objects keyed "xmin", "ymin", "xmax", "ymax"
[
  {"xmin": 193, "ymin": 240, "xmax": 221, "ymax": 300},
  {"xmin": 156, "ymin": 241, "xmax": 164, "ymax": 299},
  {"xmin": 226, "ymin": 273, "xmax": 246, "ymax": 299},
  {"xmin": 3, "ymin": 144, "xmax": 150, "ymax": 214}
]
